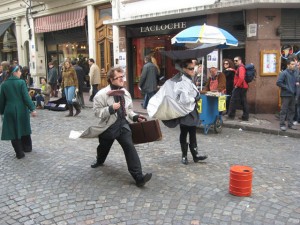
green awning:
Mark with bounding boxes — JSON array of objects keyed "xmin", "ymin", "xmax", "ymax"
[{"xmin": 0, "ymin": 21, "xmax": 13, "ymax": 37}]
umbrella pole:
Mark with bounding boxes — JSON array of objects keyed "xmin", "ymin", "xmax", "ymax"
[{"xmin": 200, "ymin": 57, "xmax": 204, "ymax": 91}]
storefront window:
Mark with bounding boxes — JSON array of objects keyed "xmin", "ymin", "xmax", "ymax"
[
  {"xmin": 47, "ymin": 42, "xmax": 88, "ymax": 66},
  {"xmin": 132, "ymin": 35, "xmax": 180, "ymax": 83}
]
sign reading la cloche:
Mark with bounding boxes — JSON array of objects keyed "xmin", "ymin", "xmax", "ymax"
[
  {"xmin": 140, "ymin": 22, "xmax": 187, "ymax": 33},
  {"xmin": 126, "ymin": 16, "xmax": 205, "ymax": 38}
]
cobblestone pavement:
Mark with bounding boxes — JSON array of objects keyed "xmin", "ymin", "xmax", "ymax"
[{"xmin": 0, "ymin": 108, "xmax": 299, "ymax": 225}]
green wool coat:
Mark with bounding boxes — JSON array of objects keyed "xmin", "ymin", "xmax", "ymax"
[{"xmin": 0, "ymin": 76, "xmax": 36, "ymax": 140}]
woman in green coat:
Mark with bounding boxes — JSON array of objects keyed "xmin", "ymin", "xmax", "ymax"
[{"xmin": 0, "ymin": 65, "xmax": 37, "ymax": 159}]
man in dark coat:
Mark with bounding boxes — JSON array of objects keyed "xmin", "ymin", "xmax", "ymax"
[
  {"xmin": 139, "ymin": 56, "xmax": 159, "ymax": 109},
  {"xmin": 48, "ymin": 62, "xmax": 58, "ymax": 97},
  {"xmin": 71, "ymin": 60, "xmax": 85, "ymax": 108},
  {"xmin": 0, "ymin": 65, "xmax": 37, "ymax": 159},
  {"xmin": 276, "ymin": 58, "xmax": 298, "ymax": 131}
]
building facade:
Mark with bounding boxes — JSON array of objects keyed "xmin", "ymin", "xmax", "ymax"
[
  {"xmin": 1, "ymin": 0, "xmax": 300, "ymax": 113},
  {"xmin": 105, "ymin": 0, "xmax": 300, "ymax": 113},
  {"xmin": 0, "ymin": 0, "xmax": 112, "ymax": 87}
]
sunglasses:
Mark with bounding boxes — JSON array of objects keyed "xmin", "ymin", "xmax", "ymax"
[
  {"xmin": 186, "ymin": 67, "xmax": 194, "ymax": 71},
  {"xmin": 224, "ymin": 62, "xmax": 229, "ymax": 65},
  {"xmin": 234, "ymin": 60, "xmax": 238, "ymax": 62},
  {"xmin": 113, "ymin": 75, "xmax": 124, "ymax": 80}
]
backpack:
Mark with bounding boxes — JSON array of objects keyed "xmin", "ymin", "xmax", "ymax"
[{"xmin": 244, "ymin": 64, "xmax": 256, "ymax": 83}]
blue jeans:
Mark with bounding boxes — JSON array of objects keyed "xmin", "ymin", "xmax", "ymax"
[
  {"xmin": 64, "ymin": 86, "xmax": 75, "ymax": 104},
  {"xmin": 142, "ymin": 91, "xmax": 156, "ymax": 109},
  {"xmin": 36, "ymin": 94, "xmax": 44, "ymax": 106}
]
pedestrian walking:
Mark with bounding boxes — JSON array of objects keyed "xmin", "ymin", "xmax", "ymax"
[
  {"xmin": 0, "ymin": 65, "xmax": 37, "ymax": 159},
  {"xmin": 48, "ymin": 61, "xmax": 58, "ymax": 97},
  {"xmin": 88, "ymin": 58, "xmax": 101, "ymax": 102},
  {"xmin": 139, "ymin": 56, "xmax": 159, "ymax": 109},
  {"xmin": 162, "ymin": 59, "xmax": 207, "ymax": 165},
  {"xmin": 71, "ymin": 60, "xmax": 85, "ymax": 108},
  {"xmin": 60, "ymin": 60, "xmax": 81, "ymax": 117},
  {"xmin": 80, "ymin": 66, "xmax": 152, "ymax": 187}
]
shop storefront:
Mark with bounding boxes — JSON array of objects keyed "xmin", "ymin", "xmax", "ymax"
[
  {"xmin": 126, "ymin": 16, "xmax": 206, "ymax": 99},
  {"xmin": 34, "ymin": 8, "xmax": 89, "ymax": 69}
]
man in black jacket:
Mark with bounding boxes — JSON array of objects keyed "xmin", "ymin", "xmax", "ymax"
[
  {"xmin": 71, "ymin": 60, "xmax": 85, "ymax": 108},
  {"xmin": 276, "ymin": 59, "xmax": 298, "ymax": 131}
]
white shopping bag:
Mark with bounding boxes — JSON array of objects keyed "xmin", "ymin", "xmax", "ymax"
[{"xmin": 147, "ymin": 76, "xmax": 196, "ymax": 120}]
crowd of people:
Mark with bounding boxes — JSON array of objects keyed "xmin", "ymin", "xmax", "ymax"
[{"xmin": 1, "ymin": 53, "xmax": 300, "ymax": 187}]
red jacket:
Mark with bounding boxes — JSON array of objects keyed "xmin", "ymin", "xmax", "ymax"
[{"xmin": 234, "ymin": 64, "xmax": 248, "ymax": 89}]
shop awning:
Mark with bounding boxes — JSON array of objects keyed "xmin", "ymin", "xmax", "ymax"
[
  {"xmin": 0, "ymin": 21, "xmax": 14, "ymax": 37},
  {"xmin": 34, "ymin": 8, "xmax": 86, "ymax": 33}
]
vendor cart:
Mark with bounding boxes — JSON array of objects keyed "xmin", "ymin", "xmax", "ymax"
[{"xmin": 198, "ymin": 94, "xmax": 227, "ymax": 134}]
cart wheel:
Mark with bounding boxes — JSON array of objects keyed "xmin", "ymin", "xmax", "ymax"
[{"xmin": 214, "ymin": 117, "xmax": 223, "ymax": 133}]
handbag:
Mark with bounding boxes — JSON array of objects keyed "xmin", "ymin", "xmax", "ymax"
[{"xmin": 72, "ymin": 93, "xmax": 78, "ymax": 103}]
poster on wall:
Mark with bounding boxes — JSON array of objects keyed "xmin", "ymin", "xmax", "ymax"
[
  {"xmin": 119, "ymin": 52, "xmax": 127, "ymax": 81},
  {"xmin": 207, "ymin": 50, "xmax": 218, "ymax": 70}
]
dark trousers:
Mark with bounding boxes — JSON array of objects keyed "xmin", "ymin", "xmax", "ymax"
[
  {"xmin": 77, "ymin": 91, "xmax": 85, "ymax": 108},
  {"xmin": 50, "ymin": 83, "xmax": 57, "ymax": 97},
  {"xmin": 89, "ymin": 84, "xmax": 98, "ymax": 101},
  {"xmin": 179, "ymin": 125, "xmax": 197, "ymax": 145},
  {"xmin": 280, "ymin": 96, "xmax": 295, "ymax": 127},
  {"xmin": 142, "ymin": 91, "xmax": 156, "ymax": 109},
  {"xmin": 96, "ymin": 127, "xmax": 143, "ymax": 181},
  {"xmin": 228, "ymin": 88, "xmax": 249, "ymax": 119},
  {"xmin": 11, "ymin": 135, "xmax": 32, "ymax": 156}
]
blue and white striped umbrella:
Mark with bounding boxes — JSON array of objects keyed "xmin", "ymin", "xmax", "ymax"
[{"xmin": 171, "ymin": 24, "xmax": 238, "ymax": 49}]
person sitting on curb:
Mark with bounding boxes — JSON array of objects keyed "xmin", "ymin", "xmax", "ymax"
[{"xmin": 35, "ymin": 77, "xmax": 51, "ymax": 109}]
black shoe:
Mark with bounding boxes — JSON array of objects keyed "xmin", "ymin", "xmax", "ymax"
[
  {"xmin": 136, "ymin": 173, "xmax": 152, "ymax": 187},
  {"xmin": 91, "ymin": 160, "xmax": 103, "ymax": 168},
  {"xmin": 181, "ymin": 157, "xmax": 188, "ymax": 165},
  {"xmin": 16, "ymin": 152, "xmax": 25, "ymax": 159},
  {"xmin": 193, "ymin": 155, "xmax": 208, "ymax": 162},
  {"xmin": 23, "ymin": 147, "xmax": 32, "ymax": 152}
]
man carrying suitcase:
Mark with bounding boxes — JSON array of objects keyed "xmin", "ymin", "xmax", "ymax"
[{"xmin": 81, "ymin": 66, "xmax": 152, "ymax": 187}]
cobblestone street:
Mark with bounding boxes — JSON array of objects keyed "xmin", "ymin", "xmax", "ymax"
[{"xmin": 0, "ymin": 108, "xmax": 299, "ymax": 225}]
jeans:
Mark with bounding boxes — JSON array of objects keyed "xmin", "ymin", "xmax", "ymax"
[
  {"xmin": 64, "ymin": 86, "xmax": 75, "ymax": 104},
  {"xmin": 142, "ymin": 91, "xmax": 156, "ymax": 109},
  {"xmin": 35, "ymin": 94, "xmax": 44, "ymax": 106}
]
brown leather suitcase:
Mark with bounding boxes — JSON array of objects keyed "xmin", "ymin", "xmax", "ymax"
[{"xmin": 129, "ymin": 119, "xmax": 162, "ymax": 144}]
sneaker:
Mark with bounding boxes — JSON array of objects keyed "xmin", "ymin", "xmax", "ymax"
[
  {"xmin": 136, "ymin": 173, "xmax": 152, "ymax": 187},
  {"xmin": 280, "ymin": 126, "xmax": 287, "ymax": 131},
  {"xmin": 293, "ymin": 121, "xmax": 299, "ymax": 126},
  {"xmin": 288, "ymin": 125, "xmax": 297, "ymax": 130}
]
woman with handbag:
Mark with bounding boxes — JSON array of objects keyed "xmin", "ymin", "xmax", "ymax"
[{"xmin": 60, "ymin": 60, "xmax": 81, "ymax": 117}]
